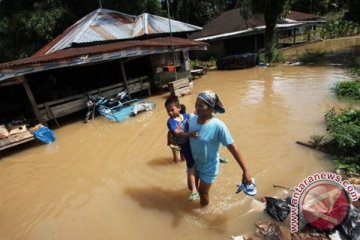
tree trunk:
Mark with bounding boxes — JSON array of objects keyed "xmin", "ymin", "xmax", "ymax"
[
  {"xmin": 263, "ymin": 0, "xmax": 285, "ymax": 62},
  {"xmin": 264, "ymin": 16, "xmax": 276, "ymax": 62}
]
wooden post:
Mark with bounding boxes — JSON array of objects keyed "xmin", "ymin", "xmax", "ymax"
[
  {"xmin": 293, "ymin": 29, "xmax": 296, "ymax": 44},
  {"xmin": 120, "ymin": 61, "xmax": 130, "ymax": 99},
  {"xmin": 19, "ymin": 76, "xmax": 44, "ymax": 125},
  {"xmin": 254, "ymin": 35, "xmax": 259, "ymax": 64},
  {"xmin": 44, "ymin": 102, "xmax": 60, "ymax": 127},
  {"xmin": 254, "ymin": 35, "xmax": 258, "ymax": 53}
]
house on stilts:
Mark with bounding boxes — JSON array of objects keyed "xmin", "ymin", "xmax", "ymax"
[
  {"xmin": 188, "ymin": 8, "xmax": 324, "ymax": 60},
  {"xmin": 0, "ymin": 8, "xmax": 208, "ymax": 150}
]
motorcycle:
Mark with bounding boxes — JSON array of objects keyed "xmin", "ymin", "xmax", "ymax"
[
  {"xmin": 84, "ymin": 90, "xmax": 128, "ymax": 123},
  {"xmin": 84, "ymin": 90, "xmax": 156, "ymax": 123}
]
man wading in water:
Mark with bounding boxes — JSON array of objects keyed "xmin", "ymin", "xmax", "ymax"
[{"xmin": 189, "ymin": 90, "xmax": 255, "ymax": 206}]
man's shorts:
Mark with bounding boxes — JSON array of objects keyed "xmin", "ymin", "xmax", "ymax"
[{"xmin": 196, "ymin": 169, "xmax": 218, "ymax": 184}]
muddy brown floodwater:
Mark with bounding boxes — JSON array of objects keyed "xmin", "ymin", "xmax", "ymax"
[{"xmin": 1, "ymin": 37, "xmax": 360, "ymax": 240}]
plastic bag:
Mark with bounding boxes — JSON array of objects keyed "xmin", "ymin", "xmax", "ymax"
[
  {"xmin": 265, "ymin": 196, "xmax": 290, "ymax": 222},
  {"xmin": 132, "ymin": 101, "xmax": 155, "ymax": 116},
  {"xmin": 33, "ymin": 126, "xmax": 55, "ymax": 144},
  {"xmin": 338, "ymin": 206, "xmax": 360, "ymax": 239}
]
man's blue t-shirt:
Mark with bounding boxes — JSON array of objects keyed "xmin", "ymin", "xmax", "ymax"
[{"xmin": 189, "ymin": 114, "xmax": 233, "ymax": 182}]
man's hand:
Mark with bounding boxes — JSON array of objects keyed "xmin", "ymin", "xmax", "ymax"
[{"xmin": 189, "ymin": 131, "xmax": 198, "ymax": 138}]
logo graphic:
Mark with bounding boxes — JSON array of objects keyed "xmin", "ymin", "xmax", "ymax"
[
  {"xmin": 300, "ymin": 181, "xmax": 349, "ymax": 230},
  {"xmin": 290, "ymin": 172, "xmax": 358, "ymax": 233}
]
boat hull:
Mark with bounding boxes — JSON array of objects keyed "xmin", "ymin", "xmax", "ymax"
[{"xmin": 98, "ymin": 99, "xmax": 156, "ymax": 122}]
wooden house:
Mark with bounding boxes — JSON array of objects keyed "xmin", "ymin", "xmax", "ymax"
[
  {"xmin": 188, "ymin": 8, "xmax": 324, "ymax": 60},
  {"xmin": 0, "ymin": 8, "xmax": 208, "ymax": 150}
]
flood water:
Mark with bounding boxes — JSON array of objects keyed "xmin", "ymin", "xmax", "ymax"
[{"xmin": 1, "ymin": 37, "xmax": 359, "ymax": 240}]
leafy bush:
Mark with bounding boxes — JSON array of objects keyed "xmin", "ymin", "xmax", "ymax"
[
  {"xmin": 190, "ymin": 58, "xmax": 217, "ymax": 69},
  {"xmin": 258, "ymin": 52, "xmax": 266, "ymax": 64},
  {"xmin": 333, "ymin": 80, "xmax": 360, "ymax": 100},
  {"xmin": 349, "ymin": 56, "xmax": 360, "ymax": 77},
  {"xmin": 332, "ymin": 155, "xmax": 360, "ymax": 174},
  {"xmin": 271, "ymin": 48, "xmax": 284, "ymax": 63},
  {"xmin": 258, "ymin": 48, "xmax": 284, "ymax": 64},
  {"xmin": 190, "ymin": 59, "xmax": 200, "ymax": 69},
  {"xmin": 209, "ymin": 57, "xmax": 216, "ymax": 67},
  {"xmin": 314, "ymin": 108, "xmax": 360, "ymax": 175},
  {"xmin": 350, "ymin": 67, "xmax": 360, "ymax": 77},
  {"xmin": 319, "ymin": 11, "xmax": 360, "ymax": 39}
]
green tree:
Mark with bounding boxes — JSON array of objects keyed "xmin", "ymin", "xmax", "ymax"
[
  {"xmin": 0, "ymin": 0, "xmax": 71, "ymax": 62},
  {"xmin": 346, "ymin": 0, "xmax": 360, "ymax": 23},
  {"xmin": 289, "ymin": 0, "xmax": 347, "ymax": 15},
  {"xmin": 251, "ymin": 0, "xmax": 286, "ymax": 62},
  {"xmin": 161, "ymin": 0, "xmax": 235, "ymax": 26},
  {"xmin": 0, "ymin": 0, "xmax": 164, "ymax": 62},
  {"xmin": 102, "ymin": 0, "xmax": 164, "ymax": 15}
]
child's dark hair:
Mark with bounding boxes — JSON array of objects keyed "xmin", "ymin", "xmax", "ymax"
[
  {"xmin": 164, "ymin": 96, "xmax": 186, "ymax": 113},
  {"xmin": 180, "ymin": 104, "xmax": 186, "ymax": 114},
  {"xmin": 165, "ymin": 96, "xmax": 179, "ymax": 108}
]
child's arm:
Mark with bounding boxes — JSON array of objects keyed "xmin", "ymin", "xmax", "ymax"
[
  {"xmin": 226, "ymin": 143, "xmax": 252, "ymax": 184},
  {"xmin": 173, "ymin": 129, "xmax": 198, "ymax": 139}
]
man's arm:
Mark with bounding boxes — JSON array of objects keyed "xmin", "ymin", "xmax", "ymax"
[
  {"xmin": 226, "ymin": 143, "xmax": 252, "ymax": 184},
  {"xmin": 173, "ymin": 130, "xmax": 198, "ymax": 138}
]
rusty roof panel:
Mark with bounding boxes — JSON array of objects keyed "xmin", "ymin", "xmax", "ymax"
[{"xmin": 33, "ymin": 8, "xmax": 202, "ymax": 56}]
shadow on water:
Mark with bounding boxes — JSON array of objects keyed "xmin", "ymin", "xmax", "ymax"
[
  {"xmin": 124, "ymin": 186, "xmax": 228, "ymax": 232},
  {"xmin": 147, "ymin": 157, "xmax": 178, "ymax": 166},
  {"xmin": 0, "ymin": 140, "xmax": 43, "ymax": 160}
]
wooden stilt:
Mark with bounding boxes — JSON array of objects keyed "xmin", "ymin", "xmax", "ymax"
[
  {"xmin": 293, "ymin": 29, "xmax": 297, "ymax": 44},
  {"xmin": 120, "ymin": 61, "xmax": 130, "ymax": 99},
  {"xmin": 19, "ymin": 76, "xmax": 44, "ymax": 125},
  {"xmin": 44, "ymin": 102, "xmax": 60, "ymax": 127}
]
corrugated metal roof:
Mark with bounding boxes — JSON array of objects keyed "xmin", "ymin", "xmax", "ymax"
[
  {"xmin": 189, "ymin": 8, "xmax": 324, "ymax": 42},
  {"xmin": 34, "ymin": 8, "xmax": 202, "ymax": 56},
  {"xmin": 0, "ymin": 37, "xmax": 208, "ymax": 82},
  {"xmin": 193, "ymin": 23, "xmax": 306, "ymax": 41},
  {"xmin": 287, "ymin": 11, "xmax": 320, "ymax": 21},
  {"xmin": 189, "ymin": 8, "xmax": 265, "ymax": 40}
]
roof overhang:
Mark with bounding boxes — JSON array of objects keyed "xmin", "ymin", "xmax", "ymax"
[
  {"xmin": 0, "ymin": 37, "xmax": 208, "ymax": 84},
  {"xmin": 194, "ymin": 21, "xmax": 325, "ymax": 42}
]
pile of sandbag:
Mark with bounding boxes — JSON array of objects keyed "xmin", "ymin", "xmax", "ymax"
[
  {"xmin": 0, "ymin": 125, "xmax": 9, "ymax": 139},
  {"xmin": 0, "ymin": 124, "xmax": 28, "ymax": 138}
]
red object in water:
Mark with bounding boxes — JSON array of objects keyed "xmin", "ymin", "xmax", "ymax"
[{"xmin": 164, "ymin": 65, "xmax": 176, "ymax": 72}]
